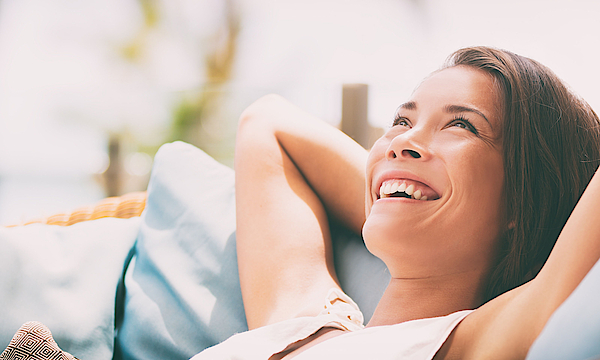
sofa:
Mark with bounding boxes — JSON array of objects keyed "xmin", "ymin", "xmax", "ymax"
[{"xmin": 1, "ymin": 141, "xmax": 599, "ymax": 360}]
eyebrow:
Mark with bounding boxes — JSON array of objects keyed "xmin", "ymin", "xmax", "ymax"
[
  {"xmin": 398, "ymin": 101, "xmax": 491, "ymax": 126},
  {"xmin": 444, "ymin": 104, "xmax": 491, "ymax": 125},
  {"xmin": 398, "ymin": 101, "xmax": 417, "ymax": 111}
]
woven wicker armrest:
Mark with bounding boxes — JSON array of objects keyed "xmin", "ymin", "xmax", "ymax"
[{"xmin": 8, "ymin": 191, "xmax": 147, "ymax": 227}]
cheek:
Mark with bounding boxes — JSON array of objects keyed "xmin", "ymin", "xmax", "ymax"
[
  {"xmin": 432, "ymin": 142, "xmax": 506, "ymax": 263},
  {"xmin": 437, "ymin": 137, "xmax": 504, "ymax": 198},
  {"xmin": 367, "ymin": 137, "xmax": 388, "ymax": 166},
  {"xmin": 443, "ymin": 145, "xmax": 506, "ymax": 246},
  {"xmin": 452, "ymin": 147, "xmax": 504, "ymax": 200},
  {"xmin": 364, "ymin": 139, "xmax": 389, "ymax": 214}
]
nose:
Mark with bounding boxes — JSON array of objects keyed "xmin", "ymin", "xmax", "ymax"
[
  {"xmin": 385, "ymin": 130, "xmax": 430, "ymax": 161},
  {"xmin": 387, "ymin": 148, "xmax": 422, "ymax": 160}
]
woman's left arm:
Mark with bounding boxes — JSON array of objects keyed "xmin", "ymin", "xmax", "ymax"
[
  {"xmin": 525, "ymin": 166, "xmax": 600, "ymax": 325},
  {"xmin": 449, "ymin": 167, "xmax": 600, "ymax": 359}
]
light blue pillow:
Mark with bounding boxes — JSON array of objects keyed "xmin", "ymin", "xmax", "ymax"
[
  {"xmin": 526, "ymin": 258, "xmax": 600, "ymax": 360},
  {"xmin": 115, "ymin": 142, "xmax": 245, "ymax": 360},
  {"xmin": 0, "ymin": 217, "xmax": 140, "ymax": 360},
  {"xmin": 116, "ymin": 141, "xmax": 388, "ymax": 360}
]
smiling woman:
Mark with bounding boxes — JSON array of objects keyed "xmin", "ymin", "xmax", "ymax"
[
  {"xmin": 192, "ymin": 46, "xmax": 600, "ymax": 360},
  {"xmin": 362, "ymin": 65, "xmax": 506, "ymax": 316}
]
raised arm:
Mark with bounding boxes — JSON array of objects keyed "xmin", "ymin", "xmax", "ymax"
[
  {"xmin": 235, "ymin": 95, "xmax": 368, "ymax": 329},
  {"xmin": 450, "ymin": 167, "xmax": 600, "ymax": 359},
  {"xmin": 239, "ymin": 94, "xmax": 368, "ymax": 233}
]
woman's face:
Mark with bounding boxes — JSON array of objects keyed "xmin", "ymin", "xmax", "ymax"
[{"xmin": 363, "ymin": 66, "xmax": 505, "ymax": 279}]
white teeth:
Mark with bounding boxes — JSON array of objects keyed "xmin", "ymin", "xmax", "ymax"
[
  {"xmin": 378, "ymin": 180, "xmax": 433, "ymax": 201},
  {"xmin": 397, "ymin": 182, "xmax": 406, "ymax": 192},
  {"xmin": 384, "ymin": 182, "xmax": 392, "ymax": 195},
  {"xmin": 413, "ymin": 189, "xmax": 422, "ymax": 200}
]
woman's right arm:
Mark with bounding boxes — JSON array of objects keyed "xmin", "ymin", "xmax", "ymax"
[
  {"xmin": 238, "ymin": 94, "xmax": 368, "ymax": 233},
  {"xmin": 235, "ymin": 94, "xmax": 368, "ymax": 329}
]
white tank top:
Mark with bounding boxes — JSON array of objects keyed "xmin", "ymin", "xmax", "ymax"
[{"xmin": 191, "ymin": 288, "xmax": 473, "ymax": 360}]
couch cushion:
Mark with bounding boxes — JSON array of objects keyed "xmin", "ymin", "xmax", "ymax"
[
  {"xmin": 526, "ymin": 258, "xmax": 600, "ymax": 360},
  {"xmin": 0, "ymin": 217, "xmax": 140, "ymax": 360},
  {"xmin": 114, "ymin": 142, "xmax": 245, "ymax": 359}
]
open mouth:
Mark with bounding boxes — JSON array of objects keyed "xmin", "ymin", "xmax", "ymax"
[
  {"xmin": 386, "ymin": 191, "xmax": 412, "ymax": 199},
  {"xmin": 377, "ymin": 179, "xmax": 439, "ymax": 201}
]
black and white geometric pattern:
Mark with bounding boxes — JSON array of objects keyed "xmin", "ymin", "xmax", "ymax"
[{"xmin": 0, "ymin": 322, "xmax": 78, "ymax": 360}]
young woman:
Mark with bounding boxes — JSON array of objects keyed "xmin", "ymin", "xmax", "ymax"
[{"xmin": 194, "ymin": 46, "xmax": 600, "ymax": 359}]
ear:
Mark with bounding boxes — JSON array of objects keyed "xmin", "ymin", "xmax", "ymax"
[{"xmin": 507, "ymin": 220, "xmax": 516, "ymax": 230}]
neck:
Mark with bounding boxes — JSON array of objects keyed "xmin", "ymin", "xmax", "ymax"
[{"xmin": 367, "ymin": 272, "xmax": 484, "ymax": 327}]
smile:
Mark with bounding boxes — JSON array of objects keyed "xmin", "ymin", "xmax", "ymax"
[{"xmin": 378, "ymin": 179, "xmax": 440, "ymax": 201}]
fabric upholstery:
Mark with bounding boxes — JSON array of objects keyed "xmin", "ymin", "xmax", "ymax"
[
  {"xmin": 526, "ymin": 258, "xmax": 600, "ymax": 360},
  {"xmin": 0, "ymin": 217, "xmax": 140, "ymax": 360}
]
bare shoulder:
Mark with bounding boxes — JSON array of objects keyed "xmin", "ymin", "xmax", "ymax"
[
  {"xmin": 437, "ymin": 282, "xmax": 541, "ymax": 360},
  {"xmin": 440, "ymin": 170, "xmax": 600, "ymax": 359}
]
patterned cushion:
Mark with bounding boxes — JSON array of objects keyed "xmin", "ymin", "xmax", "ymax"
[{"xmin": 0, "ymin": 322, "xmax": 77, "ymax": 360}]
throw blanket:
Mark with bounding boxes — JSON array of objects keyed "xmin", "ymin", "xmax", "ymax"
[{"xmin": 0, "ymin": 322, "xmax": 77, "ymax": 360}]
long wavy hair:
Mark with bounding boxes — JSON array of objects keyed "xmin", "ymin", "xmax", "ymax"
[{"xmin": 444, "ymin": 46, "xmax": 600, "ymax": 302}]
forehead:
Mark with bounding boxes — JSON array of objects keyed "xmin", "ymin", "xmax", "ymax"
[{"xmin": 410, "ymin": 66, "xmax": 502, "ymax": 126}]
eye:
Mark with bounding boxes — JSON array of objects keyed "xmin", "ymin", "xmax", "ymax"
[
  {"xmin": 447, "ymin": 116, "xmax": 478, "ymax": 135},
  {"xmin": 392, "ymin": 115, "xmax": 412, "ymax": 127}
]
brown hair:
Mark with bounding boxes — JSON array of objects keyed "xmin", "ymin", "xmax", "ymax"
[{"xmin": 445, "ymin": 46, "xmax": 600, "ymax": 301}]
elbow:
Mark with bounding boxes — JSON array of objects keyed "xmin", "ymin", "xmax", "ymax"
[
  {"xmin": 235, "ymin": 94, "xmax": 285, "ymax": 162},
  {"xmin": 238, "ymin": 94, "xmax": 286, "ymax": 130},
  {"xmin": 236, "ymin": 94, "xmax": 289, "ymax": 153}
]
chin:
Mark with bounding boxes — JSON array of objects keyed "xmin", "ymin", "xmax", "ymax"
[
  {"xmin": 363, "ymin": 211, "xmax": 497, "ymax": 278},
  {"xmin": 363, "ymin": 216, "xmax": 433, "ymax": 268}
]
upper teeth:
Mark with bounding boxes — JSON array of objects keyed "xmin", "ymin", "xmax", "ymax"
[{"xmin": 379, "ymin": 180, "xmax": 429, "ymax": 201}]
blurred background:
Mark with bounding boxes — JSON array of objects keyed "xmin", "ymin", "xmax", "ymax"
[{"xmin": 1, "ymin": 0, "xmax": 598, "ymax": 225}]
